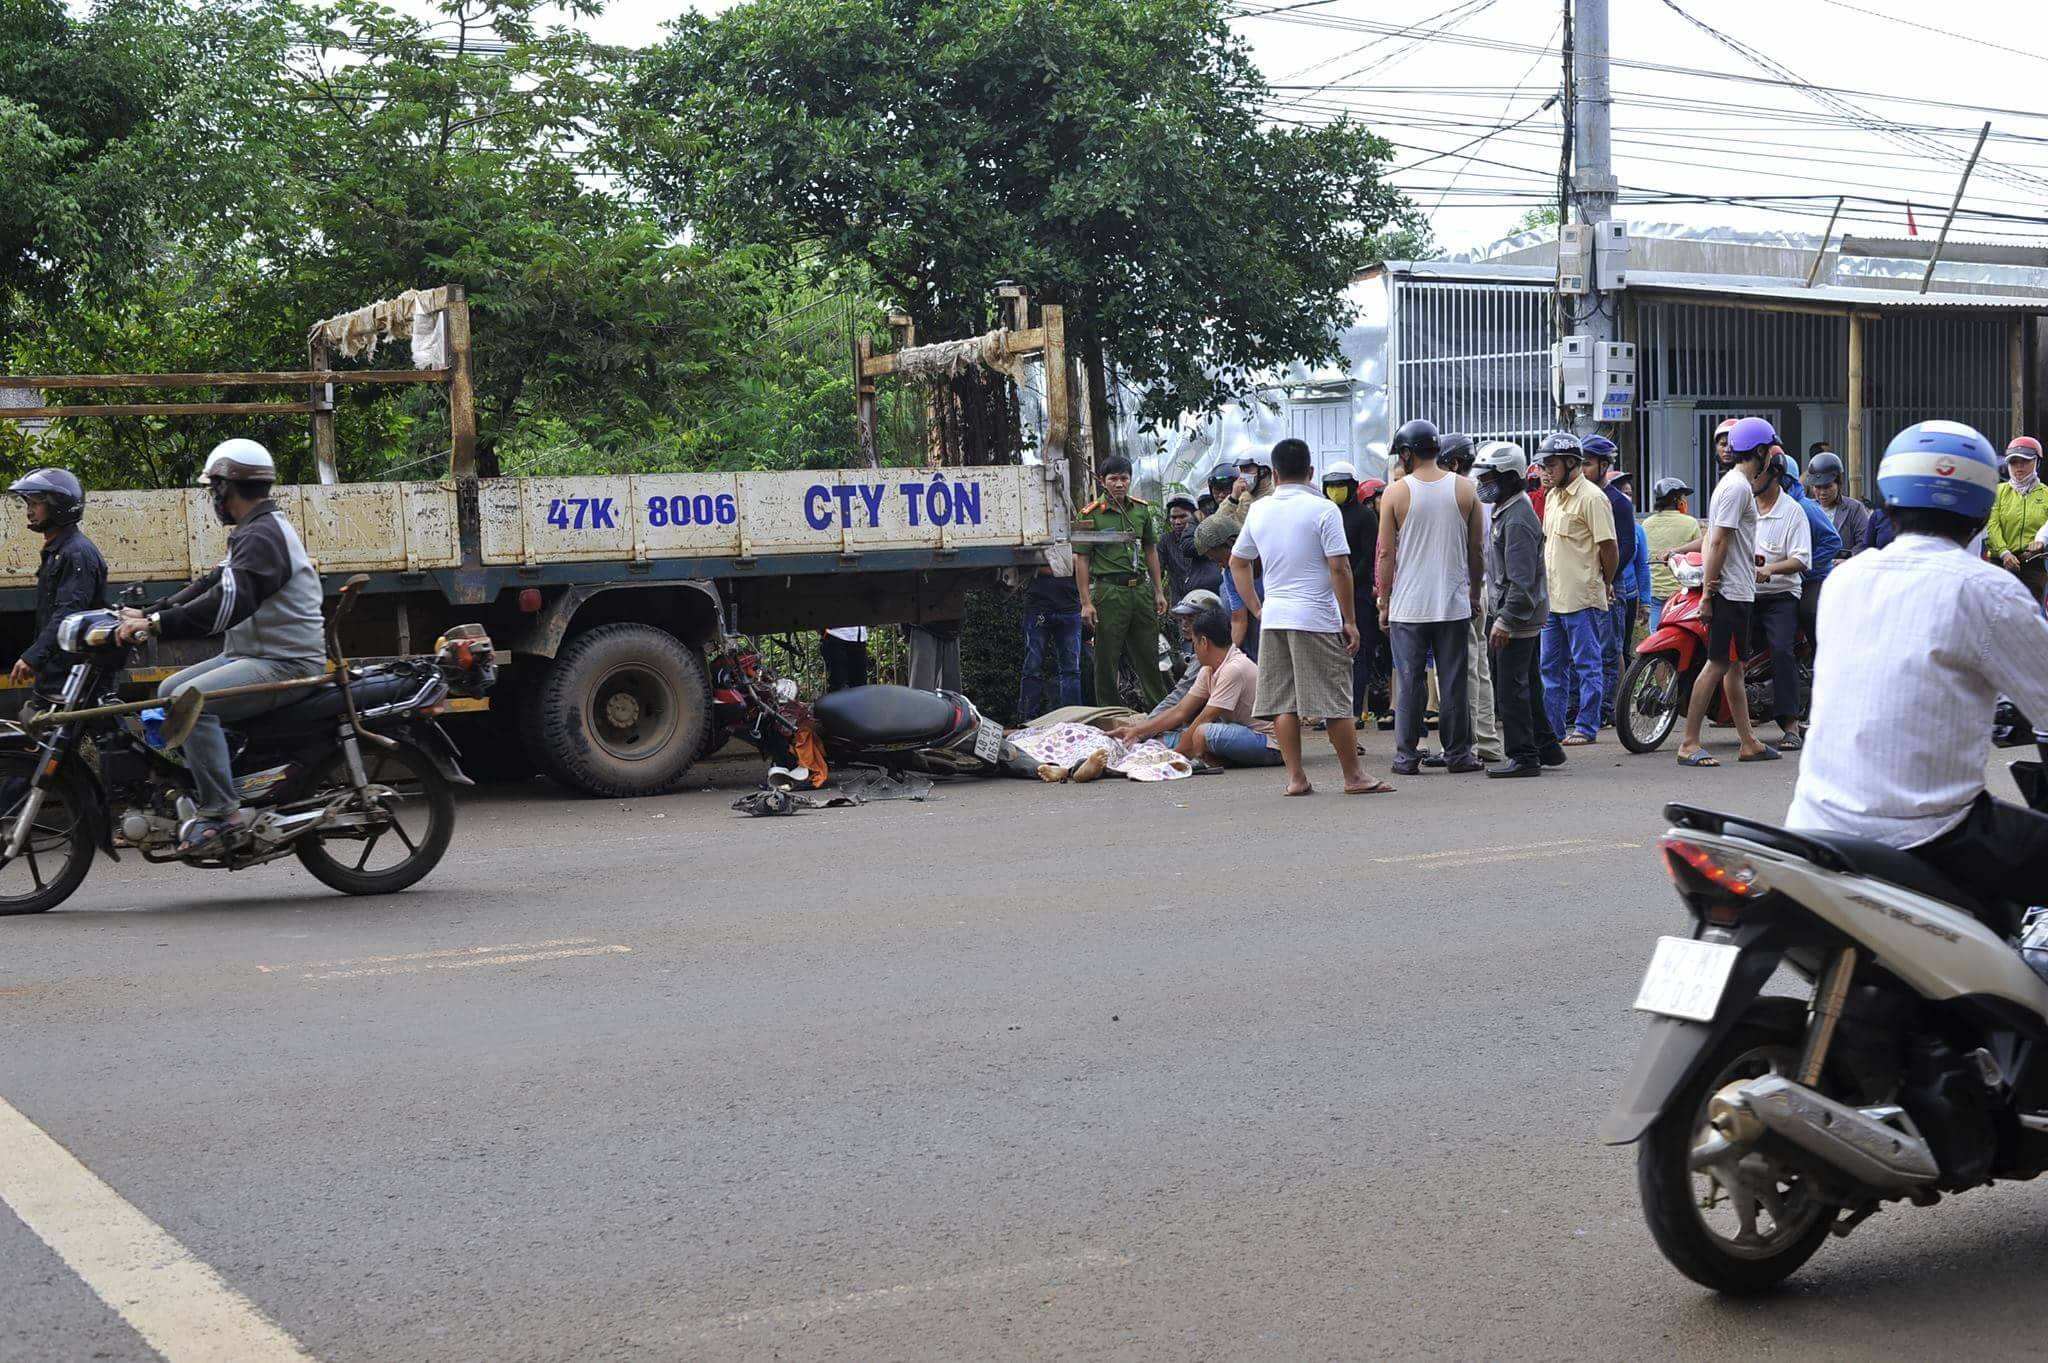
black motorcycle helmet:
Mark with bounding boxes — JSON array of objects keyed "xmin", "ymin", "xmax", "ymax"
[
  {"xmin": 1391, "ymin": 419, "xmax": 1441, "ymax": 461},
  {"xmin": 1535, "ymin": 431, "xmax": 1583, "ymax": 466},
  {"xmin": 8, "ymin": 468, "xmax": 84, "ymax": 528},
  {"xmin": 1438, "ymin": 432, "xmax": 1475, "ymax": 475},
  {"xmin": 1206, "ymin": 461, "xmax": 1239, "ymax": 496}
]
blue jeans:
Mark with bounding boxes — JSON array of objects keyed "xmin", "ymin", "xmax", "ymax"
[
  {"xmin": 1019, "ymin": 610, "xmax": 1082, "ymax": 719},
  {"xmin": 1201, "ymin": 722, "xmax": 1285, "ymax": 766},
  {"xmin": 161, "ymin": 653, "xmax": 327, "ymax": 817},
  {"xmin": 1601, "ymin": 596, "xmax": 1636, "ymax": 725},
  {"xmin": 1541, "ymin": 608, "xmax": 1606, "ymax": 740},
  {"xmin": 1647, "ymin": 594, "xmax": 1667, "ymax": 634}
]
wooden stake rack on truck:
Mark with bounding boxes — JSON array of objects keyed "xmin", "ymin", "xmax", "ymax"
[{"xmin": 0, "ymin": 286, "xmax": 1074, "ymax": 796}]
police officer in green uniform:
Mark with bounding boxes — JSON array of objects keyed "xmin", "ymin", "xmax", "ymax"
[{"xmin": 1074, "ymin": 455, "xmax": 1170, "ymax": 709}]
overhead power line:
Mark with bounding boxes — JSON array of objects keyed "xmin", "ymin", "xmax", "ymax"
[
  {"xmin": 1816, "ymin": 0, "xmax": 2048, "ymax": 67},
  {"xmin": 1652, "ymin": 0, "xmax": 2048, "ymax": 198}
]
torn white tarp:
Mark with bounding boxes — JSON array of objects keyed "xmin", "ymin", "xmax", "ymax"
[{"xmin": 308, "ymin": 288, "xmax": 449, "ymax": 368}]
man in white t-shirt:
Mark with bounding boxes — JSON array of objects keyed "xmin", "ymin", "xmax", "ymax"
[
  {"xmin": 1751, "ymin": 463, "xmax": 1813, "ymax": 748},
  {"xmin": 1675, "ymin": 416, "xmax": 1779, "ymax": 766},
  {"xmin": 1230, "ymin": 439, "xmax": 1392, "ymax": 795}
]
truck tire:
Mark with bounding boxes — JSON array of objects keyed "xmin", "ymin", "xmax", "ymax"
[{"xmin": 524, "ymin": 624, "xmax": 711, "ymax": 798}]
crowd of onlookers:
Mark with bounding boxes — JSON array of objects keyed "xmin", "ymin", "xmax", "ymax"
[{"xmin": 815, "ymin": 419, "xmax": 2047, "ymax": 791}]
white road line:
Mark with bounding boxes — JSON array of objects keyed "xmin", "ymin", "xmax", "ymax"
[
  {"xmin": 257, "ymin": 938, "xmax": 598, "ymax": 973},
  {"xmin": 301, "ymin": 944, "xmax": 633, "ymax": 981},
  {"xmin": 0, "ymin": 1095, "xmax": 319, "ymax": 1363},
  {"xmin": 1396, "ymin": 842, "xmax": 1642, "ymax": 872},
  {"xmin": 1373, "ymin": 838, "xmax": 1594, "ymax": 864},
  {"xmin": 698, "ymin": 1250, "xmax": 1131, "ymax": 1335}
]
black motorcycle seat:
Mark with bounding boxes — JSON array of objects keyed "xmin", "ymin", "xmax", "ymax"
[
  {"xmin": 1797, "ymin": 830, "xmax": 1998, "ymax": 919},
  {"xmin": 250, "ymin": 672, "xmax": 423, "ymax": 729},
  {"xmin": 813, "ymin": 685, "xmax": 959, "ymax": 746}
]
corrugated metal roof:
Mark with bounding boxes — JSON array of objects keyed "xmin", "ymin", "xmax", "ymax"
[
  {"xmin": 1628, "ymin": 271, "xmax": 2048, "ymax": 311},
  {"xmin": 1375, "ymin": 260, "xmax": 2048, "ymax": 311}
]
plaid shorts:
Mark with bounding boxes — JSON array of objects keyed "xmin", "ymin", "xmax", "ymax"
[{"xmin": 1253, "ymin": 629, "xmax": 1353, "ymax": 721}]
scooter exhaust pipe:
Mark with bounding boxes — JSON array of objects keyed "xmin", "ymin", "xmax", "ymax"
[{"xmin": 1710, "ymin": 1073, "xmax": 1939, "ymax": 1190}]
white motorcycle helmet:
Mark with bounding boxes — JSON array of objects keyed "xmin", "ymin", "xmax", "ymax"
[
  {"xmin": 197, "ymin": 438, "xmax": 278, "ymax": 525},
  {"xmin": 1471, "ymin": 441, "xmax": 1530, "ymax": 504},
  {"xmin": 197, "ymin": 438, "xmax": 278, "ymax": 485}
]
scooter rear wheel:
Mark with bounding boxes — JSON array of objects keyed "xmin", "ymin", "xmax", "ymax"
[
  {"xmin": 1617, "ymin": 651, "xmax": 1687, "ymax": 754},
  {"xmin": 1638, "ymin": 1001, "xmax": 1835, "ymax": 1293}
]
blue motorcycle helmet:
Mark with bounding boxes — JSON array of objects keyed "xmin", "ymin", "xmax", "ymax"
[
  {"xmin": 1723, "ymin": 416, "xmax": 1778, "ymax": 463},
  {"xmin": 1877, "ymin": 420, "xmax": 2000, "ymax": 521}
]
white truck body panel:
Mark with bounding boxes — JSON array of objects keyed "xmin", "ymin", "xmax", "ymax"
[
  {"xmin": 477, "ymin": 467, "xmax": 1054, "ymax": 565},
  {"xmin": 0, "ymin": 482, "xmax": 462, "ymax": 587},
  {"xmin": 0, "ymin": 467, "xmax": 1059, "ymax": 585}
]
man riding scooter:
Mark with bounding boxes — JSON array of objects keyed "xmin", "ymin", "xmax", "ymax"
[
  {"xmin": 113, "ymin": 439, "xmax": 328, "ymax": 854},
  {"xmin": 1787, "ymin": 420, "xmax": 2048, "ymax": 930}
]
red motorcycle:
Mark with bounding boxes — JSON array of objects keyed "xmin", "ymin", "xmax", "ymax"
[{"xmin": 1614, "ymin": 552, "xmax": 1811, "ymax": 753}]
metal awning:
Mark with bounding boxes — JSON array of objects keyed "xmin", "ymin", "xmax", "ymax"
[{"xmin": 1371, "ymin": 259, "xmax": 2048, "ymax": 311}]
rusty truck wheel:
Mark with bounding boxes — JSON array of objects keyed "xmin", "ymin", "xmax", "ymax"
[{"xmin": 525, "ymin": 624, "xmax": 710, "ymax": 798}]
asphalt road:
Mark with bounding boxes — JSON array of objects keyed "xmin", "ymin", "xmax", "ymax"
[{"xmin": 3, "ymin": 733, "xmax": 2044, "ymax": 1363}]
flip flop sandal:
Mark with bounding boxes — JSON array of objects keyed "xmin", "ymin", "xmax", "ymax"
[
  {"xmin": 1776, "ymin": 733, "xmax": 1804, "ymax": 750},
  {"xmin": 176, "ymin": 816, "xmax": 235, "ymax": 855},
  {"xmin": 1739, "ymin": 746, "xmax": 1784, "ymax": 762},
  {"xmin": 1344, "ymin": 778, "xmax": 1398, "ymax": 794},
  {"xmin": 1675, "ymin": 750, "xmax": 1720, "ymax": 767}
]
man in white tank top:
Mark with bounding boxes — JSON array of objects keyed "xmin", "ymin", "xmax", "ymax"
[{"xmin": 1375, "ymin": 419, "xmax": 1486, "ymax": 776}]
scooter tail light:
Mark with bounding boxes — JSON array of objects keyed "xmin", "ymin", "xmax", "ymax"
[{"xmin": 1661, "ymin": 837, "xmax": 1765, "ymax": 922}]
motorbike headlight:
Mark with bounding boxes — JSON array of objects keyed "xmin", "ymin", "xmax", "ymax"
[{"xmin": 57, "ymin": 609, "xmax": 120, "ymax": 654}]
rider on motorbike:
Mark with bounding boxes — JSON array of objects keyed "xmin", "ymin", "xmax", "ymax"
[
  {"xmin": 1786, "ymin": 420, "xmax": 2048, "ymax": 934},
  {"xmin": 112, "ymin": 439, "xmax": 328, "ymax": 854}
]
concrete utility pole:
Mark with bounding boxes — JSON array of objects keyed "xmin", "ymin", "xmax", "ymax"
[{"xmin": 1570, "ymin": 0, "xmax": 1617, "ymax": 439}]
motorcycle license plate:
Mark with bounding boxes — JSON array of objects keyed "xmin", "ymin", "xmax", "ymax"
[
  {"xmin": 1632, "ymin": 936, "xmax": 1742, "ymax": 1023},
  {"xmin": 973, "ymin": 718, "xmax": 1004, "ymax": 763}
]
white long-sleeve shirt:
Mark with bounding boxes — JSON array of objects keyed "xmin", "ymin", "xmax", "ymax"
[{"xmin": 1787, "ymin": 534, "xmax": 2048, "ymax": 847}]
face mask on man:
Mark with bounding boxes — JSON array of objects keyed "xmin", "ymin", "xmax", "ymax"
[{"xmin": 1324, "ymin": 483, "xmax": 1350, "ymax": 505}]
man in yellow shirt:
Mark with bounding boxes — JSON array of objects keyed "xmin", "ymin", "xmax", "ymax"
[
  {"xmin": 1537, "ymin": 433, "xmax": 1617, "ymax": 745},
  {"xmin": 1640, "ymin": 477, "xmax": 1701, "ymax": 632}
]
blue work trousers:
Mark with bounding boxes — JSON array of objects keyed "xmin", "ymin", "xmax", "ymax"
[
  {"xmin": 1019, "ymin": 610, "xmax": 1083, "ymax": 720},
  {"xmin": 1541, "ymin": 608, "xmax": 1606, "ymax": 741}
]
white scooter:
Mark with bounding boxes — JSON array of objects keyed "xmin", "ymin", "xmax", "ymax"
[{"xmin": 1603, "ymin": 759, "xmax": 2048, "ymax": 1293}]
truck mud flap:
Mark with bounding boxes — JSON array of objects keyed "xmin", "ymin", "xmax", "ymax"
[{"xmin": 1597, "ymin": 948, "xmax": 1782, "ymax": 1146}]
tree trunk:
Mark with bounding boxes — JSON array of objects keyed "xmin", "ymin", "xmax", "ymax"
[{"xmin": 1080, "ymin": 327, "xmax": 1114, "ymax": 475}]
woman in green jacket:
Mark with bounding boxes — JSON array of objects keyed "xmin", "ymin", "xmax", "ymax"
[{"xmin": 1989, "ymin": 436, "xmax": 2048, "ymax": 602}]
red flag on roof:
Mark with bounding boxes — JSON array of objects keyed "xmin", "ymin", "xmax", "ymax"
[{"xmin": 1907, "ymin": 203, "xmax": 1920, "ymax": 236}]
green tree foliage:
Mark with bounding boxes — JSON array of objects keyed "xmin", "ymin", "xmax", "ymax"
[
  {"xmin": 0, "ymin": 0, "xmax": 222, "ymax": 336},
  {"xmin": 622, "ymin": 0, "xmax": 1420, "ymax": 425},
  {"xmin": 0, "ymin": 0, "xmax": 854, "ymax": 487}
]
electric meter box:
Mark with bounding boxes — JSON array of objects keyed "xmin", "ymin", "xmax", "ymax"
[
  {"xmin": 1552, "ymin": 335, "xmax": 1594, "ymax": 408},
  {"xmin": 1595, "ymin": 220, "xmax": 1630, "ymax": 290},
  {"xmin": 1558, "ymin": 224, "xmax": 1591, "ymax": 296},
  {"xmin": 1595, "ymin": 340, "xmax": 1636, "ymax": 422}
]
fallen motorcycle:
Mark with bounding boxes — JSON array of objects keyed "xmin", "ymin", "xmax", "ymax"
[
  {"xmin": 710, "ymin": 638, "xmax": 1034, "ymax": 778},
  {"xmin": 0, "ymin": 576, "xmax": 494, "ymax": 914},
  {"xmin": 1615, "ymin": 552, "xmax": 1811, "ymax": 754}
]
